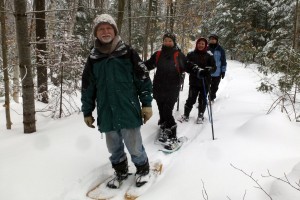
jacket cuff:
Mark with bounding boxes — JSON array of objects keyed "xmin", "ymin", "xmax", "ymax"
[
  {"xmin": 142, "ymin": 103, "xmax": 152, "ymax": 107},
  {"xmin": 83, "ymin": 112, "xmax": 92, "ymax": 117}
]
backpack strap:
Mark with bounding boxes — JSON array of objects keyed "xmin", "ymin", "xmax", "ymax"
[
  {"xmin": 155, "ymin": 50, "xmax": 161, "ymax": 65},
  {"xmin": 173, "ymin": 51, "xmax": 181, "ymax": 74},
  {"xmin": 155, "ymin": 50, "xmax": 181, "ymax": 74}
]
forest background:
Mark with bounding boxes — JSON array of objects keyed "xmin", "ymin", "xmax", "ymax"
[{"xmin": 0, "ymin": 0, "xmax": 300, "ymax": 133}]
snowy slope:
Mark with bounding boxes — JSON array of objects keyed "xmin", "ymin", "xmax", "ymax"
[{"xmin": 0, "ymin": 60, "xmax": 300, "ymax": 200}]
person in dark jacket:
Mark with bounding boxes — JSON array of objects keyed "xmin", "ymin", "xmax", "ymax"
[
  {"xmin": 208, "ymin": 34, "xmax": 227, "ymax": 102},
  {"xmin": 179, "ymin": 37, "xmax": 216, "ymax": 124},
  {"xmin": 81, "ymin": 14, "xmax": 153, "ymax": 189},
  {"xmin": 144, "ymin": 33, "xmax": 207, "ymax": 149}
]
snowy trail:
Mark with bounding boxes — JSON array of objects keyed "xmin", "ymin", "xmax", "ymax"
[{"xmin": 1, "ymin": 61, "xmax": 300, "ymax": 200}]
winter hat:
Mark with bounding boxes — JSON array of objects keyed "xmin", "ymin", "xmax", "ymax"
[
  {"xmin": 195, "ymin": 37, "xmax": 208, "ymax": 51},
  {"xmin": 93, "ymin": 14, "xmax": 118, "ymax": 37},
  {"xmin": 163, "ymin": 32, "xmax": 176, "ymax": 43},
  {"xmin": 208, "ymin": 34, "xmax": 219, "ymax": 42}
]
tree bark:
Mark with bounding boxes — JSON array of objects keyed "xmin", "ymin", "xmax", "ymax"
[
  {"xmin": 94, "ymin": 0, "xmax": 104, "ymax": 12},
  {"xmin": 294, "ymin": 0, "xmax": 300, "ymax": 50},
  {"xmin": 142, "ymin": 0, "xmax": 153, "ymax": 60},
  {"xmin": 35, "ymin": 0, "xmax": 48, "ymax": 103},
  {"xmin": 67, "ymin": 0, "xmax": 79, "ymax": 36},
  {"xmin": 1, "ymin": 0, "xmax": 12, "ymax": 129},
  {"xmin": 47, "ymin": 0, "xmax": 57, "ymax": 86},
  {"xmin": 116, "ymin": 0, "xmax": 125, "ymax": 34},
  {"xmin": 14, "ymin": 0, "xmax": 36, "ymax": 133},
  {"xmin": 13, "ymin": 63, "xmax": 20, "ymax": 103},
  {"xmin": 128, "ymin": 0, "xmax": 132, "ymax": 45},
  {"xmin": 169, "ymin": 0, "xmax": 176, "ymax": 33}
]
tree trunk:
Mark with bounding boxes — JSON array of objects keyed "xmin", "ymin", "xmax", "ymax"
[
  {"xmin": 142, "ymin": 0, "xmax": 153, "ymax": 60},
  {"xmin": 0, "ymin": 0, "xmax": 12, "ymax": 129},
  {"xmin": 165, "ymin": 2, "xmax": 169, "ymax": 32},
  {"xmin": 116, "ymin": 0, "xmax": 125, "ymax": 34},
  {"xmin": 95, "ymin": 0, "xmax": 104, "ymax": 12},
  {"xmin": 294, "ymin": 0, "xmax": 300, "ymax": 50},
  {"xmin": 169, "ymin": 0, "xmax": 176, "ymax": 33},
  {"xmin": 48, "ymin": 0, "xmax": 58, "ymax": 86},
  {"xmin": 13, "ymin": 63, "xmax": 20, "ymax": 103},
  {"xmin": 35, "ymin": 0, "xmax": 48, "ymax": 103},
  {"xmin": 14, "ymin": 0, "xmax": 36, "ymax": 133},
  {"xmin": 128, "ymin": 0, "xmax": 132, "ymax": 45},
  {"xmin": 67, "ymin": 0, "xmax": 79, "ymax": 36}
]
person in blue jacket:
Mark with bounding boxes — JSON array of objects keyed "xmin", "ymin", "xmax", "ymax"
[{"xmin": 208, "ymin": 34, "xmax": 227, "ymax": 102}]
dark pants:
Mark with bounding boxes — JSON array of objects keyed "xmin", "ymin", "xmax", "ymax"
[
  {"xmin": 184, "ymin": 83, "xmax": 208, "ymax": 117},
  {"xmin": 156, "ymin": 96, "xmax": 177, "ymax": 129},
  {"xmin": 210, "ymin": 76, "xmax": 222, "ymax": 101}
]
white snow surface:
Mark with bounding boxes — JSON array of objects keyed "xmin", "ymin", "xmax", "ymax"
[{"xmin": 1, "ymin": 60, "xmax": 300, "ymax": 200}]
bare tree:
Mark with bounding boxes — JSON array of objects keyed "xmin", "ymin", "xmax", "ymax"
[
  {"xmin": 1, "ymin": 0, "xmax": 12, "ymax": 129},
  {"xmin": 142, "ymin": 0, "xmax": 153, "ymax": 60},
  {"xmin": 294, "ymin": 0, "xmax": 300, "ymax": 50},
  {"xmin": 35, "ymin": 0, "xmax": 48, "ymax": 103},
  {"xmin": 12, "ymin": 58, "xmax": 20, "ymax": 103},
  {"xmin": 117, "ymin": 0, "xmax": 125, "ymax": 34},
  {"xmin": 14, "ymin": 0, "xmax": 36, "ymax": 133},
  {"xmin": 169, "ymin": 0, "xmax": 176, "ymax": 32},
  {"xmin": 67, "ymin": 0, "xmax": 79, "ymax": 36},
  {"xmin": 128, "ymin": 0, "xmax": 132, "ymax": 45}
]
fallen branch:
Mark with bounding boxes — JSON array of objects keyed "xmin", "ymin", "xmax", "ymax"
[{"xmin": 230, "ymin": 164, "xmax": 272, "ymax": 200}]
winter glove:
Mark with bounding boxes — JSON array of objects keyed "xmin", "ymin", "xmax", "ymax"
[
  {"xmin": 141, "ymin": 107, "xmax": 152, "ymax": 124},
  {"xmin": 84, "ymin": 116, "xmax": 95, "ymax": 128},
  {"xmin": 221, "ymin": 72, "xmax": 225, "ymax": 79},
  {"xmin": 197, "ymin": 69, "xmax": 210, "ymax": 78}
]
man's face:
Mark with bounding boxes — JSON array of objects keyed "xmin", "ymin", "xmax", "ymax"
[
  {"xmin": 96, "ymin": 23, "xmax": 115, "ymax": 43},
  {"xmin": 197, "ymin": 40, "xmax": 206, "ymax": 51},
  {"xmin": 209, "ymin": 37, "xmax": 217, "ymax": 44},
  {"xmin": 163, "ymin": 37, "xmax": 174, "ymax": 47}
]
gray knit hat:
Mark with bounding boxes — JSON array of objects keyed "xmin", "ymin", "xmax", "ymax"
[{"xmin": 93, "ymin": 14, "xmax": 118, "ymax": 37}]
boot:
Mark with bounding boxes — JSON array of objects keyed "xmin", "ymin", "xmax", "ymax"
[
  {"xmin": 196, "ymin": 113, "xmax": 204, "ymax": 124},
  {"xmin": 158, "ymin": 122, "xmax": 168, "ymax": 143},
  {"xmin": 107, "ymin": 158, "xmax": 129, "ymax": 189},
  {"xmin": 164, "ymin": 125, "xmax": 179, "ymax": 150},
  {"xmin": 168, "ymin": 124, "xmax": 177, "ymax": 139},
  {"xmin": 135, "ymin": 160, "xmax": 150, "ymax": 187},
  {"xmin": 184, "ymin": 105, "xmax": 192, "ymax": 117},
  {"xmin": 178, "ymin": 115, "xmax": 189, "ymax": 122}
]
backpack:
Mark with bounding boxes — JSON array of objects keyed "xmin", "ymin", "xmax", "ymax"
[{"xmin": 155, "ymin": 50, "xmax": 181, "ymax": 74}]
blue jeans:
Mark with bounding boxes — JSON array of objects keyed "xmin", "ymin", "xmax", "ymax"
[{"xmin": 105, "ymin": 127, "xmax": 148, "ymax": 166}]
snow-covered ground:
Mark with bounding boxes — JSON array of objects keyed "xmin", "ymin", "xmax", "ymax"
[{"xmin": 1, "ymin": 60, "xmax": 300, "ymax": 200}]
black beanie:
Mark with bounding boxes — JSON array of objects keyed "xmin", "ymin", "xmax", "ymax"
[
  {"xmin": 163, "ymin": 33, "xmax": 176, "ymax": 43},
  {"xmin": 208, "ymin": 34, "xmax": 219, "ymax": 42}
]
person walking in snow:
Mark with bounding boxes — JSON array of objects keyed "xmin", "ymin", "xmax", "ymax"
[
  {"xmin": 144, "ymin": 33, "xmax": 208, "ymax": 150},
  {"xmin": 208, "ymin": 34, "xmax": 227, "ymax": 102},
  {"xmin": 81, "ymin": 14, "xmax": 153, "ymax": 189},
  {"xmin": 179, "ymin": 37, "xmax": 216, "ymax": 124}
]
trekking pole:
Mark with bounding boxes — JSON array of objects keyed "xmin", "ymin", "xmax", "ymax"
[
  {"xmin": 176, "ymin": 73, "xmax": 185, "ymax": 111},
  {"xmin": 176, "ymin": 89, "xmax": 180, "ymax": 111},
  {"xmin": 202, "ymin": 76, "xmax": 215, "ymax": 140}
]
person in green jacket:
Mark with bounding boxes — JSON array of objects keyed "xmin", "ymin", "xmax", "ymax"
[{"xmin": 81, "ymin": 14, "xmax": 153, "ymax": 189}]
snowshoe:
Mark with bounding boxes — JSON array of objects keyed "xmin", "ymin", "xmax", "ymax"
[
  {"xmin": 178, "ymin": 115, "xmax": 189, "ymax": 123},
  {"xmin": 106, "ymin": 171, "xmax": 129, "ymax": 189},
  {"xmin": 164, "ymin": 137, "xmax": 180, "ymax": 151}
]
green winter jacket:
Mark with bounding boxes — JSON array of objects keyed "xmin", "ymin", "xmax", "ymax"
[{"xmin": 81, "ymin": 41, "xmax": 152, "ymax": 132}]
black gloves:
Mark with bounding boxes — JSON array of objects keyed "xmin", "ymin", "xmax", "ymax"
[
  {"xmin": 221, "ymin": 72, "xmax": 225, "ymax": 79},
  {"xmin": 197, "ymin": 68, "xmax": 210, "ymax": 78}
]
